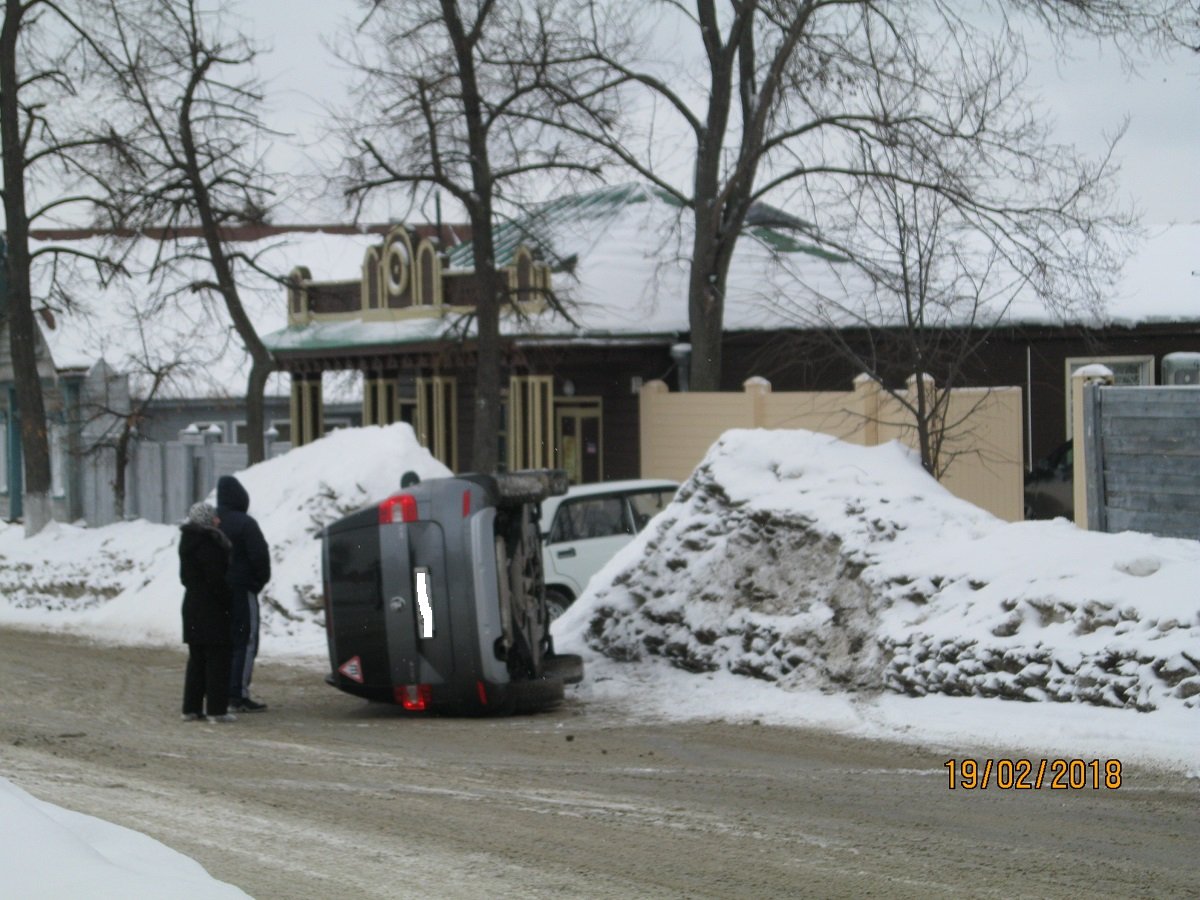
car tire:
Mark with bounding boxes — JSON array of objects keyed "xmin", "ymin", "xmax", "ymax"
[
  {"xmin": 504, "ymin": 675, "xmax": 566, "ymax": 714},
  {"xmin": 545, "ymin": 587, "xmax": 573, "ymax": 622},
  {"xmin": 544, "ymin": 652, "xmax": 584, "ymax": 685}
]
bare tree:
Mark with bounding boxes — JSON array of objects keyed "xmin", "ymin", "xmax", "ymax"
[
  {"xmin": 771, "ymin": 135, "xmax": 1037, "ymax": 477},
  {"xmin": 0, "ymin": 0, "xmax": 130, "ymax": 534},
  {"xmin": 76, "ymin": 289, "xmax": 196, "ymax": 518},
  {"xmin": 90, "ymin": 0, "xmax": 279, "ymax": 463},
  {"xmin": 338, "ymin": 0, "xmax": 619, "ymax": 473},
  {"xmin": 572, "ymin": 0, "xmax": 1196, "ymax": 392}
]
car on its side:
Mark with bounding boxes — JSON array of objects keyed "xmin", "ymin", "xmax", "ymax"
[{"xmin": 540, "ymin": 479, "xmax": 679, "ymax": 618}]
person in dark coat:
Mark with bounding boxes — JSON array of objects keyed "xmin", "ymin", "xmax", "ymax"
[
  {"xmin": 216, "ymin": 475, "xmax": 272, "ymax": 712},
  {"xmin": 179, "ymin": 502, "xmax": 236, "ymax": 723}
]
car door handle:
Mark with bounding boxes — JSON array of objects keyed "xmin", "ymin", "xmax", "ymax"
[{"xmin": 556, "ymin": 548, "xmax": 576, "ymax": 559}]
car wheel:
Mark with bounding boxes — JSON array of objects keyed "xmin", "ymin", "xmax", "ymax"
[
  {"xmin": 544, "ymin": 652, "xmax": 584, "ymax": 685},
  {"xmin": 545, "ymin": 587, "xmax": 573, "ymax": 622},
  {"xmin": 493, "ymin": 675, "xmax": 565, "ymax": 715}
]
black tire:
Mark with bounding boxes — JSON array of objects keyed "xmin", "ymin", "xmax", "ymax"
[
  {"xmin": 504, "ymin": 676, "xmax": 566, "ymax": 714},
  {"xmin": 544, "ymin": 653, "xmax": 584, "ymax": 685},
  {"xmin": 545, "ymin": 587, "xmax": 573, "ymax": 623}
]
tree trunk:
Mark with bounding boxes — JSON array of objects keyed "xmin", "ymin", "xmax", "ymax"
[
  {"xmin": 471, "ymin": 258, "xmax": 502, "ymax": 474},
  {"xmin": 113, "ymin": 427, "xmax": 129, "ymax": 520},
  {"xmin": 1, "ymin": 2, "xmax": 53, "ymax": 535},
  {"xmin": 686, "ymin": 219, "xmax": 740, "ymax": 393},
  {"xmin": 178, "ymin": 65, "xmax": 273, "ymax": 464},
  {"xmin": 442, "ymin": 0, "xmax": 501, "ymax": 474}
]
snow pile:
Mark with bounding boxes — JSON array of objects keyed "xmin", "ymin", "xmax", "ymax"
[
  {"xmin": 0, "ymin": 424, "xmax": 449, "ymax": 652},
  {"xmin": 560, "ymin": 429, "xmax": 1200, "ymax": 712},
  {"xmin": 0, "ymin": 776, "xmax": 248, "ymax": 899}
]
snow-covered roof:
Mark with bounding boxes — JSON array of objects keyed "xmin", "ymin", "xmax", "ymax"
[
  {"xmin": 27, "ymin": 228, "xmax": 391, "ymax": 401},
  {"xmin": 23, "ymin": 192, "xmax": 1200, "ymax": 401},
  {"xmin": 264, "ymin": 183, "xmax": 857, "ymax": 355},
  {"xmin": 268, "ymin": 185, "xmax": 1200, "ymax": 357}
]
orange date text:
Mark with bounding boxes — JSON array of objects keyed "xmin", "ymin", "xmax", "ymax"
[{"xmin": 944, "ymin": 758, "xmax": 1122, "ymax": 790}]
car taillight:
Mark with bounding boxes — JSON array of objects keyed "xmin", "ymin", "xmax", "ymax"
[
  {"xmin": 462, "ymin": 489, "xmax": 471, "ymax": 518},
  {"xmin": 379, "ymin": 493, "xmax": 418, "ymax": 524},
  {"xmin": 476, "ymin": 680, "xmax": 488, "ymax": 706},
  {"xmin": 394, "ymin": 684, "xmax": 432, "ymax": 711}
]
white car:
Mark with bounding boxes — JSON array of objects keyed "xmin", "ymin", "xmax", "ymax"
[{"xmin": 540, "ymin": 479, "xmax": 679, "ymax": 619}]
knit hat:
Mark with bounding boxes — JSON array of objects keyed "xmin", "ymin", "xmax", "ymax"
[{"xmin": 187, "ymin": 502, "xmax": 217, "ymax": 528}]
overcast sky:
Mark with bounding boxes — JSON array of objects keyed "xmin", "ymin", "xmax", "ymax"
[{"xmin": 243, "ymin": 1, "xmax": 1197, "ymax": 226}]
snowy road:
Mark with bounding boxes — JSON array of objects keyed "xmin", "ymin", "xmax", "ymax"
[{"xmin": 1, "ymin": 628, "xmax": 1195, "ymax": 899}]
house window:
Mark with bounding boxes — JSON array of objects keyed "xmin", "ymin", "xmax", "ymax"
[
  {"xmin": 415, "ymin": 375, "xmax": 457, "ymax": 469},
  {"xmin": 507, "ymin": 375, "xmax": 554, "ymax": 471},
  {"xmin": 1064, "ymin": 356, "xmax": 1154, "ymax": 437}
]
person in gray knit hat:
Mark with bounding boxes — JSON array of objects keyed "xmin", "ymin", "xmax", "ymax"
[{"xmin": 179, "ymin": 502, "xmax": 236, "ymax": 723}]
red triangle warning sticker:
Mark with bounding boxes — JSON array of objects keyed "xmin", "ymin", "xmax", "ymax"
[{"xmin": 338, "ymin": 656, "xmax": 364, "ymax": 684}]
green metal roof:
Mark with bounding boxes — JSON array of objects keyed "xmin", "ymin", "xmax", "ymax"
[{"xmin": 444, "ymin": 182, "xmax": 842, "ymax": 269}]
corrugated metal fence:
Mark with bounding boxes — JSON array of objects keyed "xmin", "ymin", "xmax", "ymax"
[
  {"xmin": 82, "ymin": 432, "xmax": 290, "ymax": 527},
  {"xmin": 1083, "ymin": 382, "xmax": 1200, "ymax": 539}
]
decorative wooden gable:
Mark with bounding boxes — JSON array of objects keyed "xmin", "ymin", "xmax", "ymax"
[{"xmin": 286, "ymin": 225, "xmax": 551, "ymax": 324}]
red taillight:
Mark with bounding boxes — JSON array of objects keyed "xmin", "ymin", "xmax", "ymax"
[
  {"xmin": 462, "ymin": 489, "xmax": 472, "ymax": 518},
  {"xmin": 476, "ymin": 679, "xmax": 488, "ymax": 706},
  {"xmin": 394, "ymin": 684, "xmax": 432, "ymax": 711},
  {"xmin": 379, "ymin": 493, "xmax": 418, "ymax": 524}
]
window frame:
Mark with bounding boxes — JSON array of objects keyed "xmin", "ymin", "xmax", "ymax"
[{"xmin": 1063, "ymin": 355, "xmax": 1154, "ymax": 438}]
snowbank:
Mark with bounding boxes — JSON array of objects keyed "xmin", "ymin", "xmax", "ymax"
[
  {"xmin": 0, "ymin": 424, "xmax": 449, "ymax": 654},
  {"xmin": 0, "ymin": 776, "xmax": 248, "ymax": 899},
  {"xmin": 559, "ymin": 429, "xmax": 1200, "ymax": 712}
]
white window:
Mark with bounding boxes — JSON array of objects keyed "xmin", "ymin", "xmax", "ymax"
[{"xmin": 1064, "ymin": 355, "xmax": 1154, "ymax": 437}]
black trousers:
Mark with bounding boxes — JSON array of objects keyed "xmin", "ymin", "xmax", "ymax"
[{"xmin": 183, "ymin": 642, "xmax": 234, "ymax": 717}]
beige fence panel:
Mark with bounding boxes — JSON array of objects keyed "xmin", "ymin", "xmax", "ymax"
[{"xmin": 640, "ymin": 376, "xmax": 1023, "ymax": 522}]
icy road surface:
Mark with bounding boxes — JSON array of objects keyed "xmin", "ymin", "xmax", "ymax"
[{"xmin": 1, "ymin": 628, "xmax": 1196, "ymax": 899}]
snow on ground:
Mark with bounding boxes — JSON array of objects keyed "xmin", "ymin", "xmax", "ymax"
[
  {"xmin": 560, "ymin": 430, "xmax": 1200, "ymax": 713},
  {"xmin": 0, "ymin": 776, "xmax": 248, "ymax": 899},
  {"xmin": 1, "ymin": 424, "xmax": 1197, "ymax": 892},
  {"xmin": 0, "ymin": 424, "xmax": 450, "ymax": 655},
  {"xmin": 1, "ymin": 422, "xmax": 1196, "ymax": 755}
]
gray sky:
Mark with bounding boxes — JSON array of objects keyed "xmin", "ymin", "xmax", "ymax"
[{"xmin": 247, "ymin": 1, "xmax": 1197, "ymax": 225}]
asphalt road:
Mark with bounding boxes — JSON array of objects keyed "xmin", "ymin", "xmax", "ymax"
[{"xmin": 1, "ymin": 627, "xmax": 1196, "ymax": 899}]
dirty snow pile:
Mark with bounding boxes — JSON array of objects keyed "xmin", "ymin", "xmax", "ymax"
[
  {"xmin": 558, "ymin": 429, "xmax": 1200, "ymax": 712},
  {"xmin": 0, "ymin": 424, "xmax": 449, "ymax": 653}
]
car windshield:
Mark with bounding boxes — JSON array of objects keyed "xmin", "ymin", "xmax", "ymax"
[{"xmin": 628, "ymin": 489, "xmax": 673, "ymax": 530}]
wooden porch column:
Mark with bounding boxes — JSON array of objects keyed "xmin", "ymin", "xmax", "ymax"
[{"xmin": 290, "ymin": 372, "xmax": 324, "ymax": 447}]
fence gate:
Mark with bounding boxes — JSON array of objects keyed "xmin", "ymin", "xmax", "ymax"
[{"xmin": 1083, "ymin": 383, "xmax": 1200, "ymax": 539}]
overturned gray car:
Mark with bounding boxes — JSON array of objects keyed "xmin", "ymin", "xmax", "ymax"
[{"xmin": 320, "ymin": 469, "xmax": 584, "ymax": 714}]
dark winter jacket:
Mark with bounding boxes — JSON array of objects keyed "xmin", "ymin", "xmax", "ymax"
[
  {"xmin": 215, "ymin": 475, "xmax": 271, "ymax": 593},
  {"xmin": 216, "ymin": 475, "xmax": 271, "ymax": 644},
  {"xmin": 179, "ymin": 522, "xmax": 233, "ymax": 645}
]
